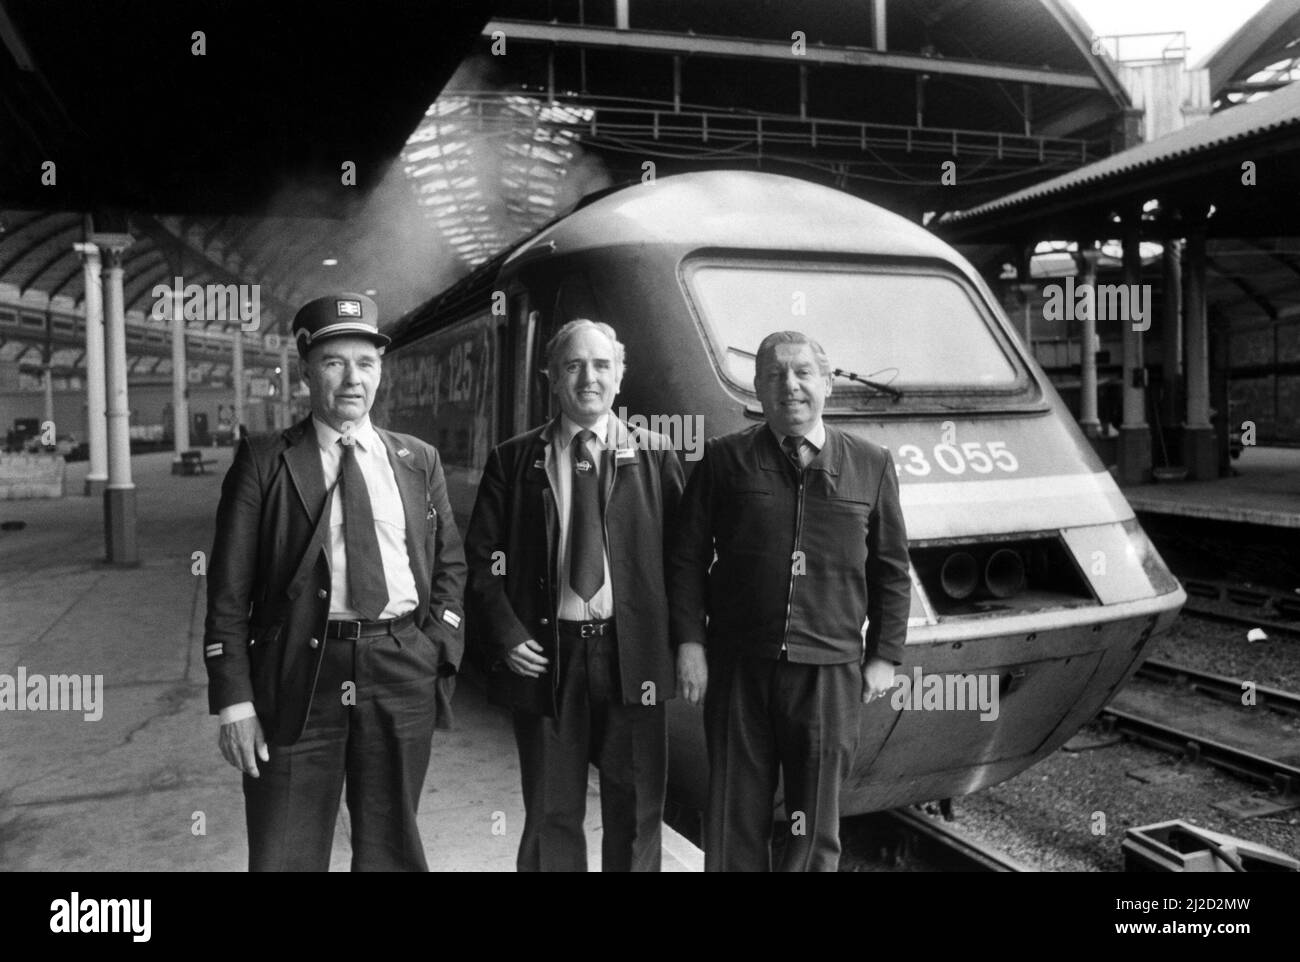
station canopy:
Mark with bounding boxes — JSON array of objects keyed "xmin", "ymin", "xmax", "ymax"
[{"xmin": 0, "ymin": 0, "xmax": 1139, "ymax": 375}]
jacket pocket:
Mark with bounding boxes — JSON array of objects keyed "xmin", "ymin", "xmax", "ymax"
[
  {"xmin": 417, "ymin": 621, "xmax": 459, "ymax": 678},
  {"xmin": 249, "ymin": 621, "xmax": 283, "ymax": 663},
  {"xmin": 249, "ymin": 622, "xmax": 284, "ymax": 721},
  {"xmin": 426, "ymin": 499, "xmax": 439, "ymax": 538}
]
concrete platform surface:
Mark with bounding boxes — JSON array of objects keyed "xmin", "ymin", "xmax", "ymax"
[
  {"xmin": 0, "ymin": 451, "xmax": 701, "ymax": 872},
  {"xmin": 1125, "ymin": 446, "xmax": 1300, "ymax": 528}
]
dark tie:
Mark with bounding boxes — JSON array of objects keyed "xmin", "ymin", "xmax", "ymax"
[
  {"xmin": 340, "ymin": 437, "xmax": 389, "ymax": 620},
  {"xmin": 782, "ymin": 435, "xmax": 807, "ymax": 469},
  {"xmin": 568, "ymin": 429, "xmax": 604, "ymax": 602}
]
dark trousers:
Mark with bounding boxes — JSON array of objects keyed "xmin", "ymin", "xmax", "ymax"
[
  {"xmin": 243, "ymin": 620, "xmax": 440, "ymax": 871},
  {"xmin": 512, "ymin": 626, "xmax": 667, "ymax": 872},
  {"xmin": 702, "ymin": 650, "xmax": 861, "ymax": 872}
]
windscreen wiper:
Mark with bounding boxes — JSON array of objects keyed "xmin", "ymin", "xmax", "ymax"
[
  {"xmin": 832, "ymin": 366, "xmax": 903, "ymax": 401},
  {"xmin": 729, "ymin": 347, "xmax": 903, "ymax": 402}
]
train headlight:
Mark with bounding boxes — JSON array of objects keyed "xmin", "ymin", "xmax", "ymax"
[
  {"xmin": 939, "ymin": 551, "xmax": 979, "ymax": 600},
  {"xmin": 984, "ymin": 549, "xmax": 1026, "ymax": 599}
]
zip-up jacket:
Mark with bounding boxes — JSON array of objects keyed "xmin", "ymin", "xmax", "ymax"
[{"xmin": 669, "ymin": 423, "xmax": 911, "ymax": 665}]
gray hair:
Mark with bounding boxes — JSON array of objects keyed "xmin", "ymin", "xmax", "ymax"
[
  {"xmin": 755, "ymin": 331, "xmax": 831, "ymax": 378},
  {"xmin": 544, "ymin": 318, "xmax": 626, "ymax": 379}
]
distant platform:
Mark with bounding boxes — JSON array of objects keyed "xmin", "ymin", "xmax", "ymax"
[
  {"xmin": 0, "ymin": 451, "xmax": 701, "ymax": 872},
  {"xmin": 1125, "ymin": 447, "xmax": 1300, "ymax": 529}
]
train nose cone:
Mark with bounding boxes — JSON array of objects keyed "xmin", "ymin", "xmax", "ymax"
[
  {"xmin": 940, "ymin": 551, "xmax": 980, "ymax": 600},
  {"xmin": 985, "ymin": 548, "xmax": 1026, "ymax": 599}
]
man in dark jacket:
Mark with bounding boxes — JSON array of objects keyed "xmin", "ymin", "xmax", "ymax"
[
  {"xmin": 203, "ymin": 292, "xmax": 466, "ymax": 871},
  {"xmin": 465, "ymin": 319, "xmax": 684, "ymax": 871},
  {"xmin": 671, "ymin": 330, "xmax": 911, "ymax": 871}
]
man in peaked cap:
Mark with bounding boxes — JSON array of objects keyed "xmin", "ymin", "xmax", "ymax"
[{"xmin": 203, "ymin": 291, "xmax": 466, "ymax": 871}]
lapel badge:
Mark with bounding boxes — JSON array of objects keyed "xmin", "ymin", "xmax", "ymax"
[
  {"xmin": 615, "ymin": 448, "xmax": 637, "ymax": 462},
  {"xmin": 427, "ymin": 502, "xmax": 437, "ymax": 520},
  {"xmin": 397, "ymin": 447, "xmax": 410, "ymax": 458},
  {"xmin": 532, "ymin": 459, "xmax": 546, "ymax": 470}
]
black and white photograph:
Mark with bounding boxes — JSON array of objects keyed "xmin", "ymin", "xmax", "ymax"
[{"xmin": 0, "ymin": 0, "xmax": 1296, "ymax": 932}]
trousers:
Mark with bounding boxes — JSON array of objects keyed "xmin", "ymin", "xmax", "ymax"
[
  {"xmin": 243, "ymin": 619, "xmax": 440, "ymax": 871},
  {"xmin": 703, "ymin": 649, "xmax": 861, "ymax": 872},
  {"xmin": 512, "ymin": 625, "xmax": 667, "ymax": 871}
]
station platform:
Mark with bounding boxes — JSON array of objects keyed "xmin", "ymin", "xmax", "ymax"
[
  {"xmin": 0, "ymin": 450, "xmax": 702, "ymax": 872},
  {"xmin": 1124, "ymin": 446, "xmax": 1300, "ymax": 529}
]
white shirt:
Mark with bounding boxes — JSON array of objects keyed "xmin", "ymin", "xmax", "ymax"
[
  {"xmin": 552, "ymin": 414, "xmax": 615, "ymax": 621},
  {"xmin": 218, "ymin": 414, "xmax": 419, "ymax": 726},
  {"xmin": 313, "ymin": 415, "xmax": 420, "ymax": 620}
]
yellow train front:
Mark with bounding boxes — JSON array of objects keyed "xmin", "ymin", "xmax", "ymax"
[{"xmin": 379, "ymin": 170, "xmax": 1186, "ymax": 815}]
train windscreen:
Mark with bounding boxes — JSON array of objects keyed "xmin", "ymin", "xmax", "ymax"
[{"xmin": 684, "ymin": 259, "xmax": 1023, "ymax": 397}]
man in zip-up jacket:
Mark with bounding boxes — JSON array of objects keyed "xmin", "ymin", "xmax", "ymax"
[
  {"xmin": 465, "ymin": 319, "xmax": 684, "ymax": 871},
  {"xmin": 670, "ymin": 330, "xmax": 911, "ymax": 871}
]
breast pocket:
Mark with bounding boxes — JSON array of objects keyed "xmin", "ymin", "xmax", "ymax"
[
  {"xmin": 827, "ymin": 493, "xmax": 873, "ymax": 516},
  {"xmin": 826, "ymin": 494, "xmax": 873, "ymax": 534},
  {"xmin": 811, "ymin": 494, "xmax": 873, "ymax": 571}
]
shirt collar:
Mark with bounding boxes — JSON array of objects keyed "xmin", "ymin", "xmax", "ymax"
[
  {"xmin": 313, "ymin": 414, "xmax": 379, "ymax": 452},
  {"xmin": 558, "ymin": 413, "xmax": 610, "ymax": 447},
  {"xmin": 770, "ymin": 420, "xmax": 826, "ymax": 452}
]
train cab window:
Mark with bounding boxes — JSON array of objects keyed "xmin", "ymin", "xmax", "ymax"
[
  {"xmin": 527, "ymin": 307, "xmax": 555, "ymax": 428},
  {"xmin": 553, "ymin": 270, "xmax": 602, "ymax": 324},
  {"xmin": 519, "ymin": 272, "xmax": 604, "ymax": 428},
  {"xmin": 684, "ymin": 259, "xmax": 1026, "ymax": 401}
]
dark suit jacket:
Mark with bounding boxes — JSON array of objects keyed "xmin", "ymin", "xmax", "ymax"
[
  {"xmin": 669, "ymin": 423, "xmax": 911, "ymax": 665},
  {"xmin": 465, "ymin": 416, "xmax": 684, "ymax": 716},
  {"xmin": 203, "ymin": 416, "xmax": 467, "ymax": 745}
]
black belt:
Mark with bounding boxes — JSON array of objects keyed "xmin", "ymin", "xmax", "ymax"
[
  {"xmin": 327, "ymin": 610, "xmax": 415, "ymax": 641},
  {"xmin": 557, "ymin": 618, "xmax": 614, "ymax": 639}
]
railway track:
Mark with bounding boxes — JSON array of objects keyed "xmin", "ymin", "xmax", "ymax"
[
  {"xmin": 1178, "ymin": 577, "xmax": 1300, "ymax": 637},
  {"xmin": 1136, "ymin": 658, "xmax": 1300, "ymax": 718},
  {"xmin": 1107, "ymin": 657, "xmax": 1300, "ymax": 795},
  {"xmin": 877, "ymin": 808, "xmax": 1029, "ymax": 872}
]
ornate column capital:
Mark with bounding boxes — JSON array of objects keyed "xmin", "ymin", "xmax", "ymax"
[{"xmin": 89, "ymin": 232, "xmax": 133, "ymax": 267}]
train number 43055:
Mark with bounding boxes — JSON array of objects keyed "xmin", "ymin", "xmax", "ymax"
[{"xmin": 895, "ymin": 441, "xmax": 1019, "ymax": 476}]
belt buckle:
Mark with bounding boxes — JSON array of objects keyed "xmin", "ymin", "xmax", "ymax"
[
  {"xmin": 336, "ymin": 620, "xmax": 362, "ymax": 642},
  {"xmin": 581, "ymin": 621, "xmax": 605, "ymax": 638}
]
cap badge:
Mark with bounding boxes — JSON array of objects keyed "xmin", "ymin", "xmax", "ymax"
[{"xmin": 336, "ymin": 299, "xmax": 362, "ymax": 317}]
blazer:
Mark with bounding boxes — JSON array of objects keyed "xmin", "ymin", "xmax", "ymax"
[
  {"xmin": 464, "ymin": 415, "xmax": 684, "ymax": 716},
  {"xmin": 203, "ymin": 416, "xmax": 467, "ymax": 745},
  {"xmin": 669, "ymin": 423, "xmax": 911, "ymax": 665}
]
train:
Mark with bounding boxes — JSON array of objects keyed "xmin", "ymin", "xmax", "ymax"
[{"xmin": 374, "ymin": 170, "xmax": 1186, "ymax": 814}]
